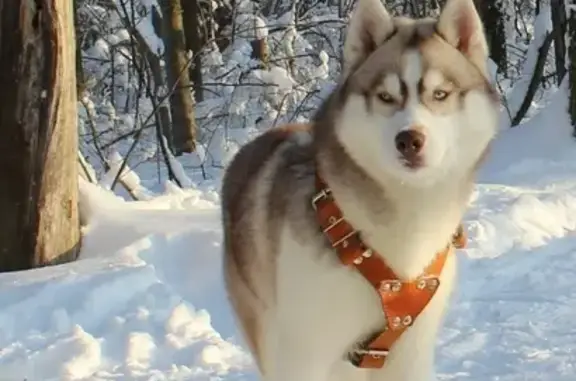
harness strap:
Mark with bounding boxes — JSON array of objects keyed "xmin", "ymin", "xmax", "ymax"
[{"xmin": 312, "ymin": 174, "xmax": 466, "ymax": 368}]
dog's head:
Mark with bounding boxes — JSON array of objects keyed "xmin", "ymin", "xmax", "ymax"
[{"xmin": 333, "ymin": 0, "xmax": 499, "ymax": 186}]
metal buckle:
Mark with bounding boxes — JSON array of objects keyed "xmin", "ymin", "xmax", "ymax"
[
  {"xmin": 311, "ymin": 188, "xmax": 332, "ymax": 210},
  {"xmin": 349, "ymin": 347, "xmax": 390, "ymax": 365},
  {"xmin": 356, "ymin": 348, "xmax": 390, "ymax": 357}
]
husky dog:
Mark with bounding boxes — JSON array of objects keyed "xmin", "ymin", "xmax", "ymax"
[{"xmin": 221, "ymin": 0, "xmax": 499, "ymax": 380}]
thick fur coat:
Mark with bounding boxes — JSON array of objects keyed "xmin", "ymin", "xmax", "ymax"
[{"xmin": 221, "ymin": 0, "xmax": 500, "ymax": 380}]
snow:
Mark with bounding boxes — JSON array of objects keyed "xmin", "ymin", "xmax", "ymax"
[
  {"xmin": 3, "ymin": 75, "xmax": 576, "ymax": 381},
  {"xmin": 234, "ymin": 13, "xmax": 269, "ymax": 40},
  {"xmin": 567, "ymin": 0, "xmax": 576, "ymax": 14},
  {"xmin": 100, "ymin": 151, "xmax": 155, "ymax": 201},
  {"xmin": 116, "ymin": 0, "xmax": 164, "ymax": 54},
  {"xmin": 312, "ymin": 51, "xmax": 330, "ymax": 80}
]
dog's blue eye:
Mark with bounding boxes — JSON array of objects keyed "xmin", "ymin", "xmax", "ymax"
[
  {"xmin": 433, "ymin": 90, "xmax": 449, "ymax": 101},
  {"xmin": 378, "ymin": 92, "xmax": 395, "ymax": 104}
]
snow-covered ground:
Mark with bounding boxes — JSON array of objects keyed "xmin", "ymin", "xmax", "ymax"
[{"xmin": 1, "ymin": 85, "xmax": 576, "ymax": 380}]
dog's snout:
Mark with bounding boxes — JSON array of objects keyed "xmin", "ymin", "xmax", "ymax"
[{"xmin": 395, "ymin": 129, "xmax": 425, "ymax": 156}]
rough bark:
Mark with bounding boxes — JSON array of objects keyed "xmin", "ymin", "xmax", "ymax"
[
  {"xmin": 159, "ymin": 0, "xmax": 197, "ymax": 155},
  {"xmin": 473, "ymin": 0, "xmax": 508, "ymax": 74},
  {"xmin": 551, "ymin": 0, "xmax": 567, "ymax": 84},
  {"xmin": 0, "ymin": 0, "xmax": 80, "ymax": 271}
]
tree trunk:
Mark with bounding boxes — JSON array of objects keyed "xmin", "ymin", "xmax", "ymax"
[
  {"xmin": 551, "ymin": 0, "xmax": 568, "ymax": 84},
  {"xmin": 511, "ymin": 31, "xmax": 555, "ymax": 126},
  {"xmin": 182, "ymin": 0, "xmax": 205, "ymax": 102},
  {"xmin": 73, "ymin": 0, "xmax": 85, "ymax": 96},
  {"xmin": 159, "ymin": 0, "xmax": 197, "ymax": 155},
  {"xmin": 213, "ymin": 2, "xmax": 233, "ymax": 52},
  {"xmin": 473, "ymin": 0, "xmax": 508, "ymax": 74},
  {"xmin": 0, "ymin": 0, "xmax": 80, "ymax": 271},
  {"xmin": 251, "ymin": 38, "xmax": 270, "ymax": 69},
  {"xmin": 569, "ymin": 5, "xmax": 576, "ymax": 130}
]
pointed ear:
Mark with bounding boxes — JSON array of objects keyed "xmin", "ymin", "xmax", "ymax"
[
  {"xmin": 436, "ymin": 0, "xmax": 489, "ymax": 74},
  {"xmin": 342, "ymin": 0, "xmax": 394, "ymax": 77}
]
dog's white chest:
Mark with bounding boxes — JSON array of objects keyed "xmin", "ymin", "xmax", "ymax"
[{"xmin": 271, "ymin": 226, "xmax": 457, "ymax": 381}]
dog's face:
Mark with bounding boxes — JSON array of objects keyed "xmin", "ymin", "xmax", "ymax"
[{"xmin": 335, "ymin": 0, "xmax": 499, "ymax": 186}]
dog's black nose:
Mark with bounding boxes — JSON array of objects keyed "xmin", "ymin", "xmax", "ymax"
[{"xmin": 395, "ymin": 130, "xmax": 425, "ymax": 156}]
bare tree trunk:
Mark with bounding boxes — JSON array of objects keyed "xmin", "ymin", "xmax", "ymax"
[
  {"xmin": 247, "ymin": 3, "xmax": 269, "ymax": 69},
  {"xmin": 251, "ymin": 38, "xmax": 270, "ymax": 69},
  {"xmin": 73, "ymin": 0, "xmax": 85, "ymax": 96},
  {"xmin": 182, "ymin": 0, "xmax": 205, "ymax": 102},
  {"xmin": 209, "ymin": 1, "xmax": 233, "ymax": 53},
  {"xmin": 0, "ymin": 0, "xmax": 80, "ymax": 271},
  {"xmin": 569, "ymin": 5, "xmax": 576, "ymax": 131},
  {"xmin": 473, "ymin": 0, "xmax": 508, "ymax": 74},
  {"xmin": 551, "ymin": 0, "xmax": 567, "ymax": 84},
  {"xmin": 159, "ymin": 0, "xmax": 197, "ymax": 155},
  {"xmin": 511, "ymin": 31, "xmax": 555, "ymax": 126}
]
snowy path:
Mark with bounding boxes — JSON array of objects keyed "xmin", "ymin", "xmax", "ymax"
[
  {"xmin": 2, "ymin": 171, "xmax": 576, "ymax": 380},
  {"xmin": 439, "ymin": 184, "xmax": 576, "ymax": 381},
  {"xmin": 0, "ymin": 185, "xmax": 255, "ymax": 381}
]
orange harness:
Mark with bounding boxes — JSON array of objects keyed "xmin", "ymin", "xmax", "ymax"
[{"xmin": 312, "ymin": 174, "xmax": 466, "ymax": 369}]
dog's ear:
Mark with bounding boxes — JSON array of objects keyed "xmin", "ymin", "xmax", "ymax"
[
  {"xmin": 436, "ymin": 0, "xmax": 488, "ymax": 74},
  {"xmin": 343, "ymin": 0, "xmax": 394, "ymax": 77}
]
